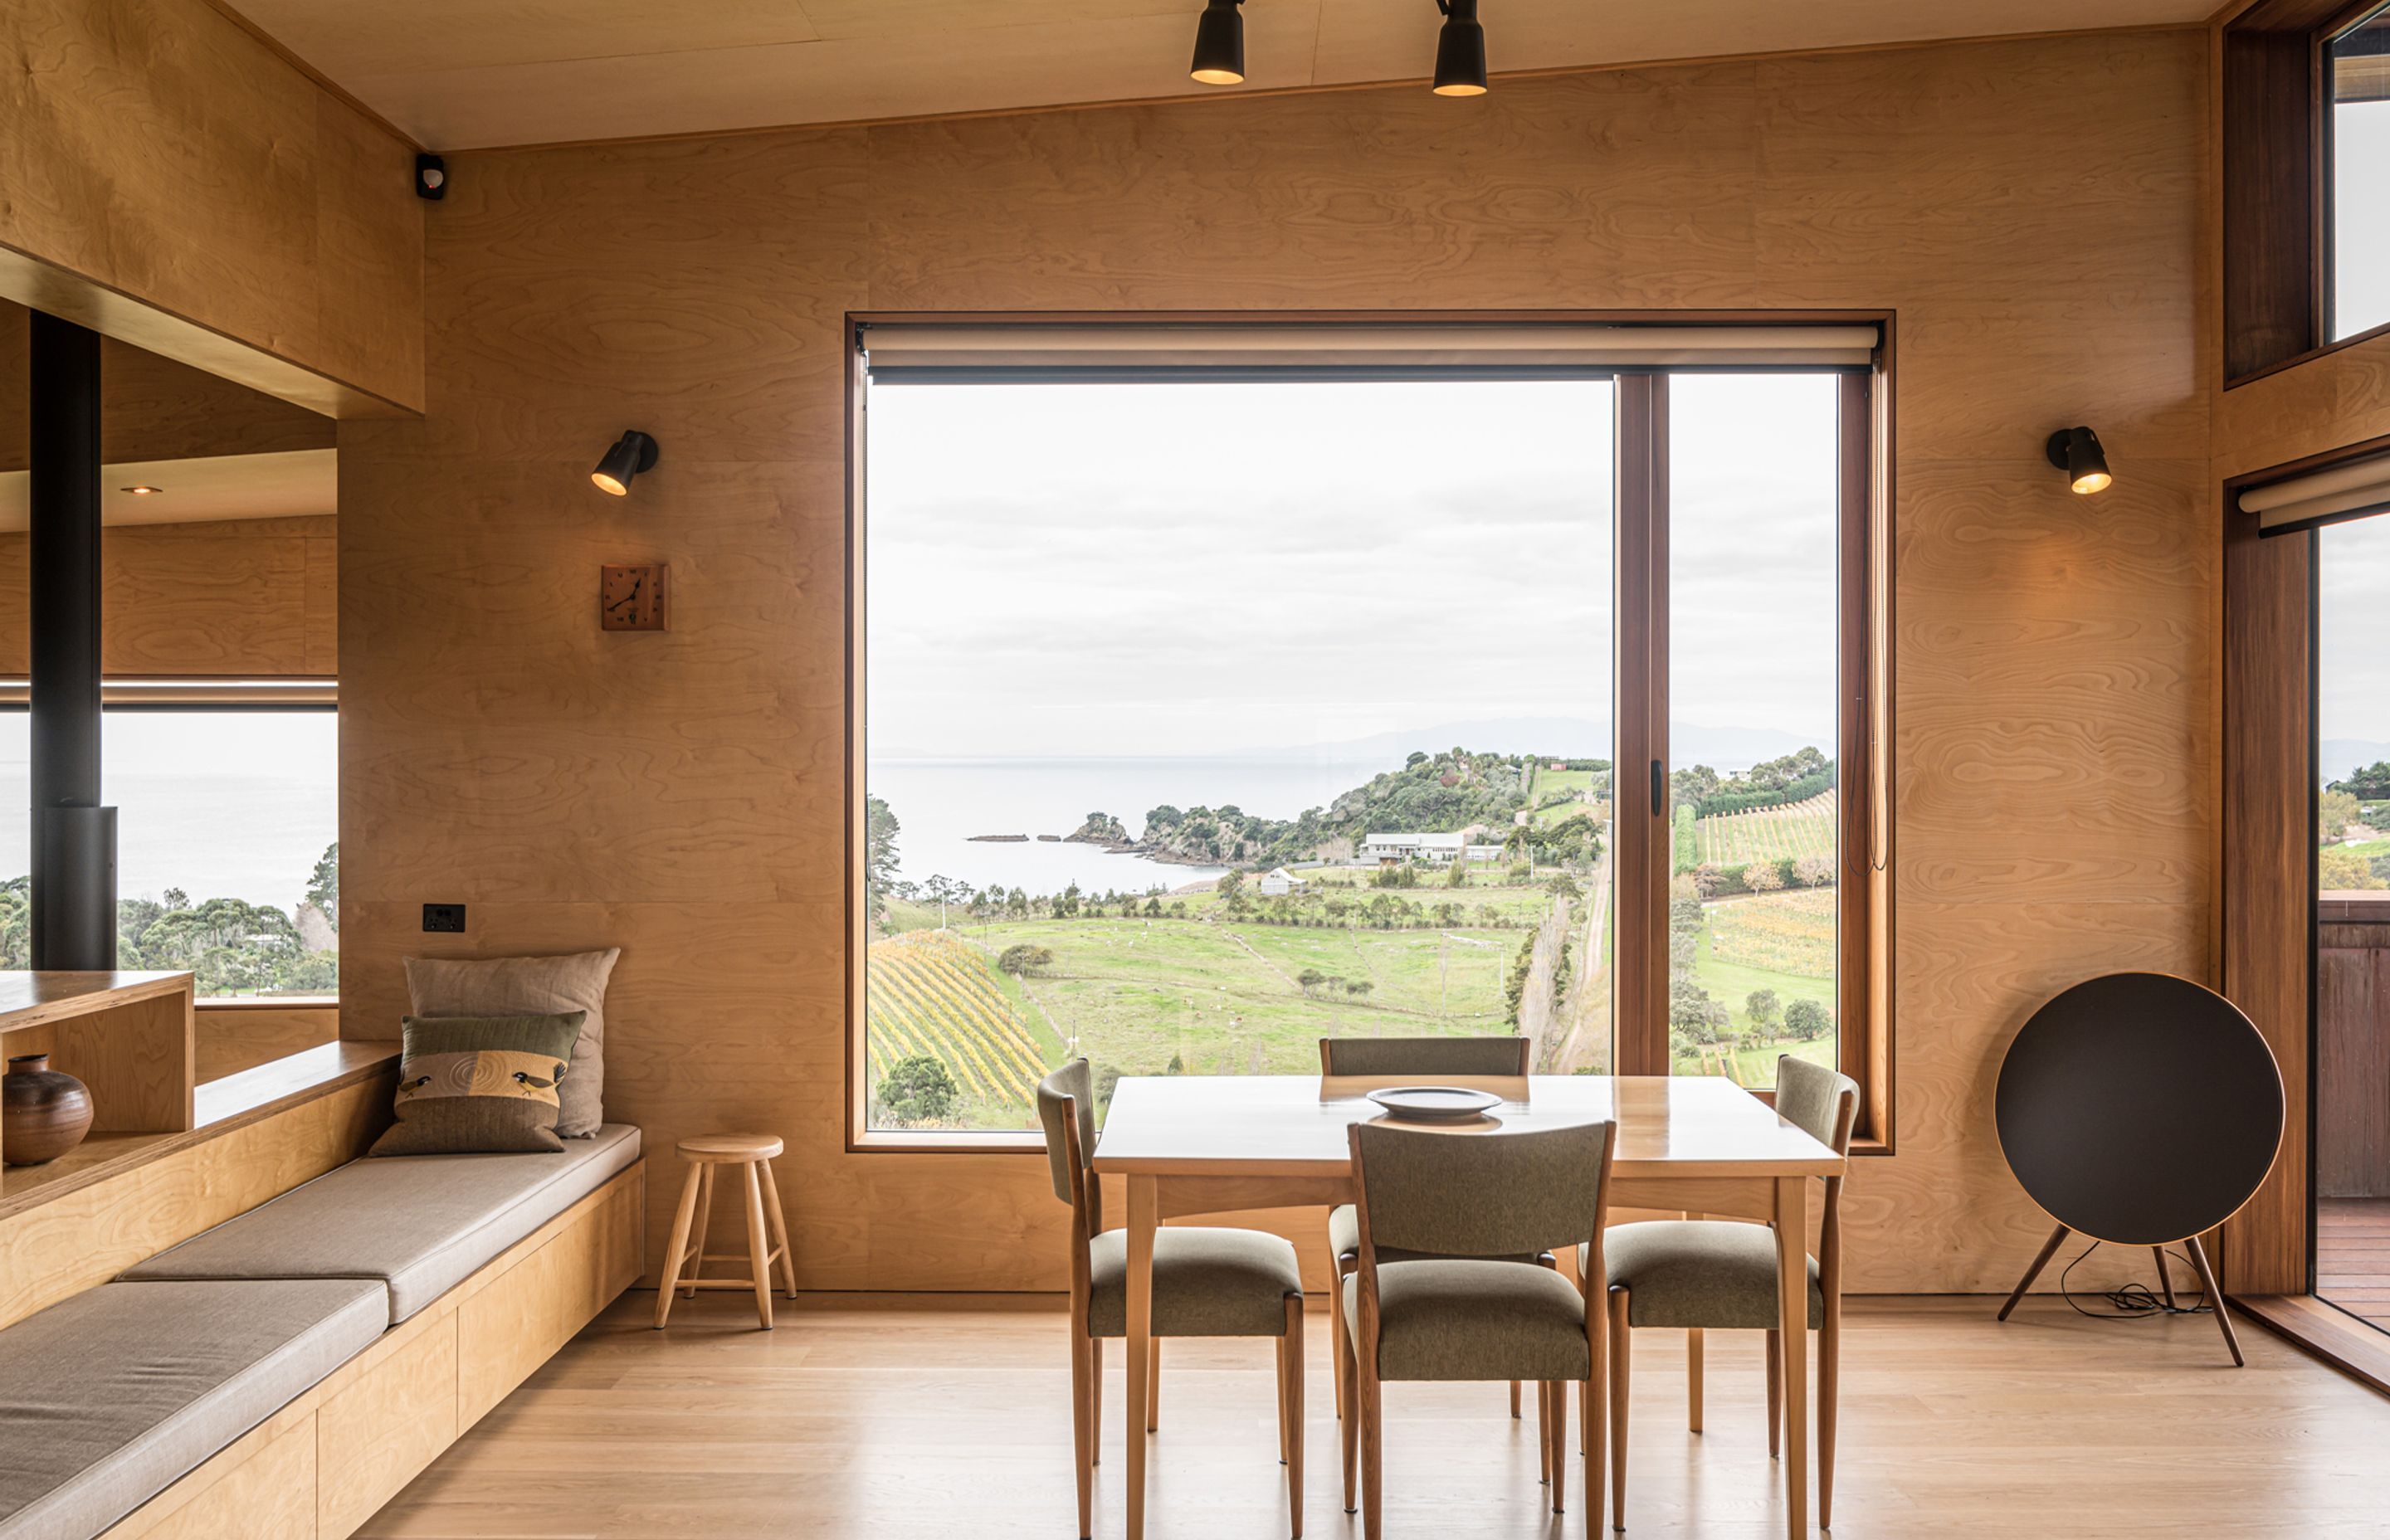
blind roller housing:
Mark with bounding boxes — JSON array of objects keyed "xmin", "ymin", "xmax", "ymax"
[
  {"xmin": 2241, "ymin": 451, "xmax": 2390, "ymax": 532},
  {"xmin": 862, "ymin": 323, "xmax": 1880, "ymax": 378}
]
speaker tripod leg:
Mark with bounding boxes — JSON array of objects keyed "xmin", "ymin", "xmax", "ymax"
[
  {"xmin": 2182, "ymin": 1234, "xmax": 2245, "ymax": 1367},
  {"xmin": 2151, "ymin": 1247, "xmax": 2178, "ymax": 1310},
  {"xmin": 1997, "ymin": 1223, "xmax": 2071, "ymax": 1322}
]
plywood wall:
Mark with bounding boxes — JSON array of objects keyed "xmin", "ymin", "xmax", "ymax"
[
  {"xmin": 339, "ymin": 30, "xmax": 2212, "ymax": 1294},
  {"xmin": 0, "ymin": 0, "xmax": 423, "ymax": 415},
  {"xmin": 0, "ymin": 515, "xmax": 336, "ymax": 677}
]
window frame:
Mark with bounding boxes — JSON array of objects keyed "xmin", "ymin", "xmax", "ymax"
[
  {"xmin": 843, "ymin": 312, "xmax": 1895, "ymax": 1153},
  {"xmin": 2222, "ymin": 0, "xmax": 2390, "ymax": 387}
]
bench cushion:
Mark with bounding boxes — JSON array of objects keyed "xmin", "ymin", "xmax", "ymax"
[
  {"xmin": 0, "ymin": 1279, "xmax": 386, "ymax": 1540},
  {"xmin": 124, "ymin": 1123, "xmax": 641, "ymax": 1325}
]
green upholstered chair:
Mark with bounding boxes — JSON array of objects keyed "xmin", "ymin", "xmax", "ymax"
[
  {"xmin": 1317, "ymin": 1036, "xmax": 1534, "ymax": 1431},
  {"xmin": 1593, "ymin": 1055, "xmax": 1859, "ymax": 1533},
  {"xmin": 1036, "ymin": 1060, "xmax": 1305, "ymax": 1540},
  {"xmin": 1342, "ymin": 1115, "xmax": 1617, "ymax": 1538}
]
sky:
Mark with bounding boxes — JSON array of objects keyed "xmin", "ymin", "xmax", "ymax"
[
  {"xmin": 2320, "ymin": 515, "xmax": 2390, "ymax": 753},
  {"xmin": 2334, "ymin": 85, "xmax": 2390, "ymax": 342},
  {"xmin": 866, "ymin": 373, "xmax": 1840, "ymax": 763}
]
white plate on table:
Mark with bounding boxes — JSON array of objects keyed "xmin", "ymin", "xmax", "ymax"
[{"xmin": 1364, "ymin": 1085, "xmax": 1503, "ymax": 1123}]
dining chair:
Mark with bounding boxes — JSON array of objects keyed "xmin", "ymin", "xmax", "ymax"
[
  {"xmin": 1316, "ymin": 1035, "xmax": 1534, "ymax": 1433},
  {"xmin": 1595, "ymin": 1054, "xmax": 1858, "ymax": 1532},
  {"xmin": 1036, "ymin": 1060, "xmax": 1307, "ymax": 1540},
  {"xmin": 1343, "ymin": 1114, "xmax": 1617, "ymax": 1538}
]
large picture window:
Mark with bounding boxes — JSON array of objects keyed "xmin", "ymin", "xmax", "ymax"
[
  {"xmin": 0, "ymin": 704, "xmax": 339, "ymax": 997},
  {"xmin": 851, "ymin": 321, "xmax": 1885, "ymax": 1144}
]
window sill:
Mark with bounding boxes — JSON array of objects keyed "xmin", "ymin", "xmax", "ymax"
[
  {"xmin": 196, "ymin": 996, "xmax": 339, "ymax": 1011},
  {"xmin": 849, "ymin": 1128, "xmax": 1046, "ymax": 1154}
]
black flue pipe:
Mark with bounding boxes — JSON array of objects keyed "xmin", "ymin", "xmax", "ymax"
[{"xmin": 28, "ymin": 313, "xmax": 116, "ymax": 970}]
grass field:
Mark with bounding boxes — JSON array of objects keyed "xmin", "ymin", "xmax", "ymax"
[
  {"xmin": 1693, "ymin": 791, "xmax": 1836, "ymax": 866},
  {"xmin": 1676, "ymin": 888, "xmax": 1836, "ymax": 1084},
  {"xmin": 1526, "ymin": 764, "xmax": 1600, "ymax": 827}
]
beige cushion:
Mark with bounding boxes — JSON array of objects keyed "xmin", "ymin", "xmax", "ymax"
[
  {"xmin": 0, "ymin": 1279, "xmax": 386, "ymax": 1540},
  {"xmin": 1343, "ymin": 1260, "xmax": 1590, "ymax": 1382},
  {"xmin": 125, "ymin": 1124, "xmax": 641, "ymax": 1325},
  {"xmin": 1596, "ymin": 1220, "xmax": 1824, "ymax": 1331},
  {"xmin": 407, "ymin": 949, "xmax": 620, "ymax": 1138},
  {"xmin": 1087, "ymin": 1227, "xmax": 1300, "ymax": 1338}
]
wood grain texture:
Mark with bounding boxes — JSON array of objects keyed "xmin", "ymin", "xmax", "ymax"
[
  {"xmin": 315, "ymin": 1310, "xmax": 460, "ymax": 1538},
  {"xmin": 2318, "ymin": 923, "xmax": 2390, "ymax": 1197},
  {"xmin": 337, "ymin": 29, "xmax": 2213, "ymax": 1294},
  {"xmin": 0, "ymin": 514, "xmax": 339, "ymax": 677},
  {"xmin": 105, "ymin": 1403, "xmax": 319, "ymax": 1540},
  {"xmin": 455, "ymin": 1163, "xmax": 645, "ymax": 1428},
  {"xmin": 2216, "ymin": 331, "xmax": 2390, "ymax": 477},
  {"xmin": 196, "ymin": 1004, "xmax": 341, "ymax": 1082},
  {"xmin": 0, "ymin": 0, "xmax": 422, "ymax": 414}
]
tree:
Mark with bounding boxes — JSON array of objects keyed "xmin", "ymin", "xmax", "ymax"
[
  {"xmin": 1784, "ymin": 997, "xmax": 1832, "ymax": 1042},
  {"xmin": 876, "ymin": 1055, "xmax": 957, "ymax": 1124},
  {"xmin": 1744, "ymin": 860, "xmax": 1784, "ymax": 893},
  {"xmin": 1545, "ymin": 871, "xmax": 1582, "ymax": 899},
  {"xmin": 1746, "ymin": 988, "xmax": 1781, "ymax": 1031},
  {"xmin": 2320, "ymin": 846, "xmax": 2384, "ymax": 891},
  {"xmin": 865, "ymin": 796, "xmax": 901, "ymax": 927},
  {"xmin": 305, "ymin": 843, "xmax": 339, "ymax": 931},
  {"xmin": 1669, "ymin": 981, "xmax": 1732, "ymax": 1043},
  {"xmin": 1144, "ymin": 897, "xmax": 1163, "ymax": 917},
  {"xmin": 2330, "ymin": 760, "xmax": 2390, "ymax": 800},
  {"xmin": 1792, "ymin": 855, "xmax": 1836, "ymax": 889},
  {"xmin": 1217, "ymin": 870, "xmax": 1244, "ymax": 901},
  {"xmin": 1297, "ymin": 967, "xmax": 1326, "ymax": 997},
  {"xmin": 1344, "ymin": 980, "xmax": 1374, "ymax": 997},
  {"xmin": 997, "ymin": 943, "xmax": 1055, "ymax": 977},
  {"xmin": 2320, "ymin": 788, "xmax": 2363, "ymax": 842},
  {"xmin": 1446, "ymin": 857, "xmax": 1471, "ymax": 888}
]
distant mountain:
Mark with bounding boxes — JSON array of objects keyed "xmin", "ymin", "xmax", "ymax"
[
  {"xmin": 2323, "ymin": 739, "xmax": 2390, "ymax": 787},
  {"xmin": 1222, "ymin": 716, "xmax": 1829, "ymax": 773}
]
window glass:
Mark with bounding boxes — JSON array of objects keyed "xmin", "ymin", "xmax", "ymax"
[
  {"xmin": 2319, "ymin": 514, "xmax": 2390, "ymax": 891},
  {"xmin": 0, "ymin": 711, "xmax": 339, "ymax": 995},
  {"xmin": 2331, "ymin": 7, "xmax": 2390, "ymax": 341},
  {"xmin": 865, "ymin": 378, "xmax": 1616, "ymax": 1132},
  {"xmin": 1664, "ymin": 375, "xmax": 1841, "ymax": 1088}
]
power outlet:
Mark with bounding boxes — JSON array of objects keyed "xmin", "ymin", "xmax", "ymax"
[{"xmin": 422, "ymin": 903, "xmax": 466, "ymax": 933}]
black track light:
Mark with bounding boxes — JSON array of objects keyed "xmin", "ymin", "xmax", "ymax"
[
  {"xmin": 1191, "ymin": 0, "xmax": 1245, "ymax": 85},
  {"xmin": 2045, "ymin": 426, "xmax": 2112, "ymax": 496},
  {"xmin": 592, "ymin": 431, "xmax": 660, "ymax": 496},
  {"xmin": 1433, "ymin": 0, "xmax": 1487, "ymax": 96}
]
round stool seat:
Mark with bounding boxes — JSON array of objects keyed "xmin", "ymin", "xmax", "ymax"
[{"xmin": 679, "ymin": 1132, "xmax": 783, "ymax": 1162}]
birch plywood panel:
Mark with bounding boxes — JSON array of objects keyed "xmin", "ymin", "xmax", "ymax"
[{"xmin": 339, "ymin": 29, "xmax": 2215, "ymax": 1294}]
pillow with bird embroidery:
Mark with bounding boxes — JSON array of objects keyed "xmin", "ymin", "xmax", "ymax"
[{"xmin": 371, "ymin": 1012, "xmax": 584, "ymax": 1156}]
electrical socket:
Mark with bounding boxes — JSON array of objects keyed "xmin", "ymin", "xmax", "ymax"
[{"xmin": 422, "ymin": 903, "xmax": 466, "ymax": 933}]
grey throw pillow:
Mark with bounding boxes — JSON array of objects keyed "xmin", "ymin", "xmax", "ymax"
[{"xmin": 403, "ymin": 949, "xmax": 620, "ymax": 1138}]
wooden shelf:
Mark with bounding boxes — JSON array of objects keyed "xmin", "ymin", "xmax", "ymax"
[
  {"xmin": 0, "ymin": 1038, "xmax": 398, "ymax": 1224},
  {"xmin": 1, "ymin": 971, "xmax": 197, "ymax": 1164}
]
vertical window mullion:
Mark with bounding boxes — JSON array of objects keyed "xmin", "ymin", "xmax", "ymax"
[
  {"xmin": 1836, "ymin": 370, "xmax": 1881, "ymax": 1139},
  {"xmin": 1612, "ymin": 373, "xmax": 1670, "ymax": 1076}
]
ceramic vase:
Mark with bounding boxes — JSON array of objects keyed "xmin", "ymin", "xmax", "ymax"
[{"xmin": 2, "ymin": 1052, "xmax": 94, "ymax": 1166}]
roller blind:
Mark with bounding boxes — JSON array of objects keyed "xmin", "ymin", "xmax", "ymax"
[
  {"xmin": 860, "ymin": 322, "xmax": 1880, "ymax": 379},
  {"xmin": 2241, "ymin": 451, "xmax": 2390, "ymax": 534}
]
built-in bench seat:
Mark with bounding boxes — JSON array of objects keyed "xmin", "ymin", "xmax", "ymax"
[
  {"xmin": 0, "ymin": 1280, "xmax": 386, "ymax": 1540},
  {"xmin": 0, "ymin": 1128, "xmax": 645, "ymax": 1540},
  {"xmin": 124, "ymin": 1124, "xmax": 642, "ymax": 1323}
]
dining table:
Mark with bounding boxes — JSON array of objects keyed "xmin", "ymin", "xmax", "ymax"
[{"xmin": 1088, "ymin": 1071, "xmax": 1847, "ymax": 1540}]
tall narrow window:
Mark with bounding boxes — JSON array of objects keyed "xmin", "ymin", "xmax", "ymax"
[
  {"xmin": 1664, "ymin": 376, "xmax": 1844, "ymax": 1087},
  {"xmin": 2331, "ymin": 6, "xmax": 2390, "ymax": 342}
]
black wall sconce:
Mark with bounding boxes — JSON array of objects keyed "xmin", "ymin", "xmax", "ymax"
[
  {"xmin": 1190, "ymin": 0, "xmax": 1488, "ymax": 95},
  {"xmin": 1190, "ymin": 0, "xmax": 1244, "ymax": 85},
  {"xmin": 592, "ymin": 431, "xmax": 659, "ymax": 496},
  {"xmin": 2046, "ymin": 426, "xmax": 2112, "ymax": 496}
]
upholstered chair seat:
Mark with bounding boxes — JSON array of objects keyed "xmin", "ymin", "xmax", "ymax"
[
  {"xmin": 1596, "ymin": 1221, "xmax": 1826, "ymax": 1331},
  {"xmin": 1086, "ymin": 1227, "xmax": 1303, "ymax": 1338},
  {"xmin": 1343, "ymin": 1260, "xmax": 1593, "ymax": 1382}
]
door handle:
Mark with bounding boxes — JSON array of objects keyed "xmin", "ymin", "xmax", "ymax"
[{"xmin": 1651, "ymin": 759, "xmax": 1665, "ymax": 813}]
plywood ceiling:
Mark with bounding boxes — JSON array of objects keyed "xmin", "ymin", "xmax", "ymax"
[{"xmin": 230, "ymin": 0, "xmax": 2213, "ymax": 149}]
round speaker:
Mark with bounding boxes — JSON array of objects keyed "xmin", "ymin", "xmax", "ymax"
[{"xmin": 1994, "ymin": 972, "xmax": 2284, "ymax": 1246}]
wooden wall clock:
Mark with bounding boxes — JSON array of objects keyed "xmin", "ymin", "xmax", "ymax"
[{"xmin": 600, "ymin": 563, "xmax": 668, "ymax": 631}]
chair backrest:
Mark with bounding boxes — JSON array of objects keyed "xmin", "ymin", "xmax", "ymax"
[
  {"xmin": 1774, "ymin": 1055, "xmax": 1860, "ymax": 1157},
  {"xmin": 1036, "ymin": 1058, "xmax": 1097, "ymax": 1210},
  {"xmin": 1318, "ymin": 1035, "xmax": 1531, "ymax": 1077},
  {"xmin": 1349, "ymin": 1118, "xmax": 1615, "ymax": 1260}
]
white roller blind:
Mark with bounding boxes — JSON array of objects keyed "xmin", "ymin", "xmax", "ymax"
[
  {"xmin": 2240, "ymin": 451, "xmax": 2390, "ymax": 532},
  {"xmin": 861, "ymin": 322, "xmax": 1880, "ymax": 374}
]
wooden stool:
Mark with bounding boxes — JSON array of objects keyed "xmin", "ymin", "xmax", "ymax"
[{"xmin": 655, "ymin": 1133, "xmax": 797, "ymax": 1330}]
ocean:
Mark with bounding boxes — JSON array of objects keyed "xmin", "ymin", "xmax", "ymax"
[{"xmin": 867, "ymin": 755, "xmax": 1398, "ymax": 896}]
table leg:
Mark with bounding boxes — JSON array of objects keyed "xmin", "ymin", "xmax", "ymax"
[
  {"xmin": 1774, "ymin": 1177, "xmax": 1809, "ymax": 1540},
  {"xmin": 1126, "ymin": 1174, "xmax": 1158, "ymax": 1540}
]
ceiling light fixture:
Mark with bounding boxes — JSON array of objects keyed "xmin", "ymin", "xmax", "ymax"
[
  {"xmin": 120, "ymin": 485, "xmax": 163, "ymax": 496},
  {"xmin": 1432, "ymin": 0, "xmax": 1488, "ymax": 95},
  {"xmin": 1190, "ymin": 0, "xmax": 1245, "ymax": 85},
  {"xmin": 592, "ymin": 431, "xmax": 660, "ymax": 496},
  {"xmin": 2045, "ymin": 426, "xmax": 2112, "ymax": 496}
]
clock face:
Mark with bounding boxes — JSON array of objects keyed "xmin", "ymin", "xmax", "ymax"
[{"xmin": 600, "ymin": 563, "xmax": 667, "ymax": 631}]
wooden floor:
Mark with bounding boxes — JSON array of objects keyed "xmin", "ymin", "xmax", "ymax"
[
  {"xmin": 357, "ymin": 1292, "xmax": 2390, "ymax": 1540},
  {"xmin": 2318, "ymin": 1198, "xmax": 2390, "ymax": 1332}
]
